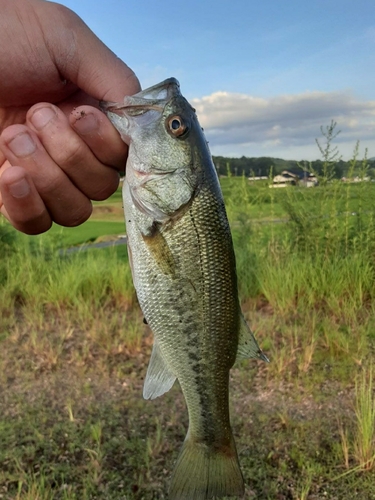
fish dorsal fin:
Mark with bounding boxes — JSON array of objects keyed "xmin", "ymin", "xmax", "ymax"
[
  {"xmin": 236, "ymin": 313, "xmax": 269, "ymax": 363},
  {"xmin": 143, "ymin": 340, "xmax": 177, "ymax": 400}
]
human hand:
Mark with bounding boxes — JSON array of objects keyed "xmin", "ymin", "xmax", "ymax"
[{"xmin": 0, "ymin": 0, "xmax": 140, "ymax": 234}]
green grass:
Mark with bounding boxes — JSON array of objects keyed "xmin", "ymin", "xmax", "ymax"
[
  {"xmin": 45, "ymin": 220, "xmax": 126, "ymax": 247},
  {"xmin": 2, "ymin": 167, "xmax": 375, "ymax": 498}
]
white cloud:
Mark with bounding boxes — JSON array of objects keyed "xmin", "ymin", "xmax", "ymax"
[{"xmin": 190, "ymin": 90, "xmax": 375, "ymax": 160}]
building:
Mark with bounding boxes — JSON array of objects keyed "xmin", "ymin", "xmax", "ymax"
[
  {"xmin": 270, "ymin": 170, "xmax": 318, "ymax": 188},
  {"xmin": 270, "ymin": 170, "xmax": 298, "ymax": 188}
]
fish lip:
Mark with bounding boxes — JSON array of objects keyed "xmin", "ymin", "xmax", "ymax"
[
  {"xmin": 133, "ymin": 77, "xmax": 180, "ymax": 100},
  {"xmin": 140, "ymin": 77, "xmax": 180, "ymax": 93}
]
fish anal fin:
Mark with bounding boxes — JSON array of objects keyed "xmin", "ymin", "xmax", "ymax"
[
  {"xmin": 236, "ymin": 313, "xmax": 269, "ymax": 363},
  {"xmin": 143, "ymin": 340, "xmax": 176, "ymax": 400}
]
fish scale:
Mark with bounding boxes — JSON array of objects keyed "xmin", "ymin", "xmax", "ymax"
[{"xmin": 101, "ymin": 77, "xmax": 268, "ymax": 499}]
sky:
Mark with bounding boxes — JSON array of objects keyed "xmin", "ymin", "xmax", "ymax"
[{"xmin": 58, "ymin": 0, "xmax": 375, "ymax": 161}]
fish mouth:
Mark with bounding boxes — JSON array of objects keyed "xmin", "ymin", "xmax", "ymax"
[
  {"xmin": 99, "ymin": 77, "xmax": 181, "ymax": 115},
  {"xmin": 100, "ymin": 102, "xmax": 164, "ymax": 115}
]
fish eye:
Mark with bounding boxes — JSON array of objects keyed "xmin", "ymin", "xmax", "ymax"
[
  {"xmin": 167, "ymin": 115, "xmax": 189, "ymax": 137},
  {"xmin": 171, "ymin": 119, "xmax": 181, "ymax": 130}
]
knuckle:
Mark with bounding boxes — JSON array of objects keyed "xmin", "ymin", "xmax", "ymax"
[
  {"xmin": 62, "ymin": 203, "xmax": 92, "ymax": 227},
  {"xmin": 38, "ymin": 173, "xmax": 65, "ymax": 197},
  {"xmin": 90, "ymin": 174, "xmax": 119, "ymax": 201},
  {"xmin": 54, "ymin": 138, "xmax": 86, "ymax": 169}
]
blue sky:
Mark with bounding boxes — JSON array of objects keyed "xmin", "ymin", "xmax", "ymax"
[{"xmin": 58, "ymin": 0, "xmax": 375, "ymax": 160}]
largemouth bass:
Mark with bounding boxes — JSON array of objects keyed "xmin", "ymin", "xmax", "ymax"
[{"xmin": 101, "ymin": 78, "xmax": 268, "ymax": 499}]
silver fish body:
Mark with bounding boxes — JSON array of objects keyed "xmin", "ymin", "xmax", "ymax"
[{"xmin": 101, "ymin": 78, "xmax": 268, "ymax": 499}]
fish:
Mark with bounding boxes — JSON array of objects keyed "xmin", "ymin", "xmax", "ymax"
[{"xmin": 101, "ymin": 78, "xmax": 268, "ymax": 499}]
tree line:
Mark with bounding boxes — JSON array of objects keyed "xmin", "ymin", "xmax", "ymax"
[{"xmin": 212, "ymin": 155, "xmax": 375, "ymax": 179}]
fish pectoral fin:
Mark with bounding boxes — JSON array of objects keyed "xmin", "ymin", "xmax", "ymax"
[
  {"xmin": 143, "ymin": 340, "xmax": 176, "ymax": 400},
  {"xmin": 142, "ymin": 224, "xmax": 176, "ymax": 276},
  {"xmin": 236, "ymin": 313, "xmax": 269, "ymax": 363}
]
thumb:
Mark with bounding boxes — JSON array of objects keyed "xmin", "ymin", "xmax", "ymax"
[{"xmin": 42, "ymin": 3, "xmax": 141, "ymax": 102}]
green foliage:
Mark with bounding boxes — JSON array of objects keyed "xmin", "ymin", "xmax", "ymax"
[
  {"xmin": 213, "ymin": 154, "xmax": 301, "ymax": 177},
  {"xmin": 0, "ymin": 217, "xmax": 18, "ymax": 256}
]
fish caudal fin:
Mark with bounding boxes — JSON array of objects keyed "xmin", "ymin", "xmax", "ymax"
[{"xmin": 169, "ymin": 435, "xmax": 244, "ymax": 499}]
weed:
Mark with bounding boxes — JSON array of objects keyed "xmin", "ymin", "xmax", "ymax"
[
  {"xmin": 353, "ymin": 365, "xmax": 375, "ymax": 470},
  {"xmin": 338, "ymin": 418, "xmax": 350, "ymax": 469}
]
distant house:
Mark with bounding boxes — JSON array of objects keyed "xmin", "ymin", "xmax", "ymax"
[
  {"xmin": 248, "ymin": 176, "xmax": 268, "ymax": 182},
  {"xmin": 270, "ymin": 170, "xmax": 318, "ymax": 188},
  {"xmin": 341, "ymin": 176, "xmax": 370, "ymax": 183},
  {"xmin": 299, "ymin": 172, "xmax": 318, "ymax": 187},
  {"xmin": 270, "ymin": 170, "xmax": 298, "ymax": 188}
]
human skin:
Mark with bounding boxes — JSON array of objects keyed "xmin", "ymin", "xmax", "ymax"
[{"xmin": 0, "ymin": 0, "xmax": 141, "ymax": 234}]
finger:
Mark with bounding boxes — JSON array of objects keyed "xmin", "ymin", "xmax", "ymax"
[
  {"xmin": 26, "ymin": 103, "xmax": 120, "ymax": 200},
  {"xmin": 0, "ymin": 124, "xmax": 92, "ymax": 227},
  {"xmin": 70, "ymin": 105, "xmax": 128, "ymax": 172},
  {"xmin": 38, "ymin": 3, "xmax": 141, "ymax": 102},
  {"xmin": 67, "ymin": 31, "xmax": 141, "ymax": 102},
  {"xmin": 0, "ymin": 165, "xmax": 52, "ymax": 234}
]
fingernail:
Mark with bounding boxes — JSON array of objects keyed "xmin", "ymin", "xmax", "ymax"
[
  {"xmin": 8, "ymin": 132, "xmax": 36, "ymax": 157},
  {"xmin": 30, "ymin": 106, "xmax": 57, "ymax": 130},
  {"xmin": 9, "ymin": 178, "xmax": 30, "ymax": 198},
  {"xmin": 72, "ymin": 112, "xmax": 99, "ymax": 135}
]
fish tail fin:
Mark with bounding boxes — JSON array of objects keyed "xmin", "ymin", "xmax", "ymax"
[{"xmin": 169, "ymin": 433, "xmax": 245, "ymax": 499}]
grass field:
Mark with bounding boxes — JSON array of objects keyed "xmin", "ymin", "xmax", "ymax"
[{"xmin": 1, "ymin": 174, "xmax": 375, "ymax": 499}]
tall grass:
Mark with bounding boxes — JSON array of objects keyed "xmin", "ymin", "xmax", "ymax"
[
  {"xmin": 221, "ymin": 130, "xmax": 375, "ymax": 382},
  {"xmin": 3, "ymin": 127, "xmax": 375, "ymax": 498},
  {"xmin": 0, "ymin": 231, "xmax": 135, "ymax": 329},
  {"xmin": 353, "ymin": 365, "xmax": 375, "ymax": 470}
]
